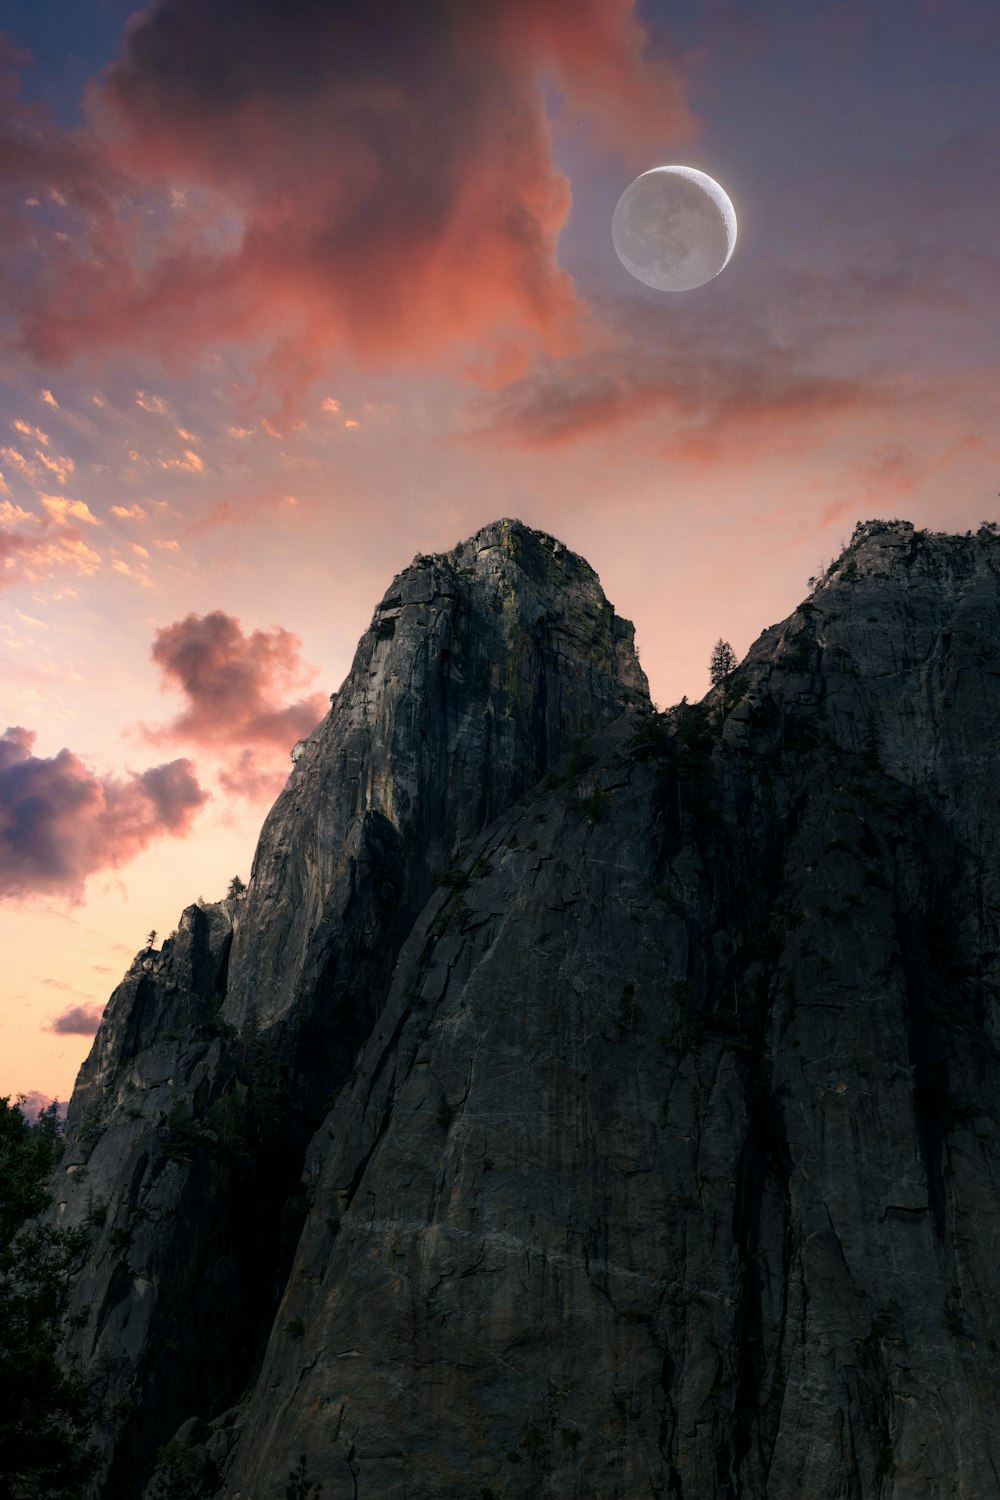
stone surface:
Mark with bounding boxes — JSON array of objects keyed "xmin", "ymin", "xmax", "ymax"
[
  {"xmin": 53, "ymin": 519, "xmax": 1000, "ymax": 1499},
  {"xmin": 52, "ymin": 520, "xmax": 647, "ymax": 1496}
]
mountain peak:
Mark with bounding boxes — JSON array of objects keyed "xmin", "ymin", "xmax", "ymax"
[{"xmin": 51, "ymin": 520, "xmax": 1000, "ymax": 1500}]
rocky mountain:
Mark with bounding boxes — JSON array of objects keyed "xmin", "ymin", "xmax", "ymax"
[{"xmin": 52, "ymin": 517, "xmax": 1000, "ymax": 1499}]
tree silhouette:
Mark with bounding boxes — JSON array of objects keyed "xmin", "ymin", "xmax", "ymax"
[
  {"xmin": 0, "ymin": 1097, "xmax": 99, "ymax": 1498},
  {"xmin": 709, "ymin": 639, "xmax": 738, "ymax": 687}
]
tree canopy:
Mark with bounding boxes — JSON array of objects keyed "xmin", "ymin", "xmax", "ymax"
[{"xmin": 0, "ymin": 1097, "xmax": 98, "ymax": 1500}]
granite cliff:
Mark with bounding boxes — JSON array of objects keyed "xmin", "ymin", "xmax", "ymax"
[{"xmin": 53, "ymin": 518, "xmax": 1000, "ymax": 1500}]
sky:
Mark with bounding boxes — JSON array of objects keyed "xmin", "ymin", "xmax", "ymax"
[{"xmin": 1, "ymin": 0, "xmax": 998, "ymax": 1107}]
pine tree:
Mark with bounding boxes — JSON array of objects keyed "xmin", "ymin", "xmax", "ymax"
[{"xmin": 709, "ymin": 639, "xmax": 738, "ymax": 687}]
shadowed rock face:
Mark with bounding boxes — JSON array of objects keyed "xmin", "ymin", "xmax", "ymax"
[
  {"xmin": 54, "ymin": 520, "xmax": 647, "ymax": 1495},
  {"xmin": 55, "ymin": 519, "xmax": 1000, "ymax": 1500}
]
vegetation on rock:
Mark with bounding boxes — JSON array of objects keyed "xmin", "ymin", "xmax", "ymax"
[{"xmin": 0, "ymin": 1097, "xmax": 98, "ymax": 1499}]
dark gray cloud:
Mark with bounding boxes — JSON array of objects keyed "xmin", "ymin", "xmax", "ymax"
[{"xmin": 48, "ymin": 1003, "xmax": 103, "ymax": 1035}]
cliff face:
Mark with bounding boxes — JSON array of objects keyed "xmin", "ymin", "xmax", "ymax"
[
  {"xmin": 56, "ymin": 519, "xmax": 1000, "ymax": 1500},
  {"xmin": 56, "ymin": 520, "xmax": 647, "ymax": 1495}
]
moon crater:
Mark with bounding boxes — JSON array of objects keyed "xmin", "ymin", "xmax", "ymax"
[{"xmin": 612, "ymin": 166, "xmax": 737, "ymax": 292}]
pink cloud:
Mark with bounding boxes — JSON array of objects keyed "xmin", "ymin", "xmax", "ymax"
[
  {"xmin": 5, "ymin": 2, "xmax": 695, "ymax": 406},
  {"xmin": 15, "ymin": 1091, "xmax": 68, "ymax": 1123},
  {"xmin": 0, "ymin": 725, "xmax": 207, "ymax": 897},
  {"xmin": 217, "ymin": 747, "xmax": 292, "ymax": 803},
  {"xmin": 148, "ymin": 611, "xmax": 327, "ymax": 753}
]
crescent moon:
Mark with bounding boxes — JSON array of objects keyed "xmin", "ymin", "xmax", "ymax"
[{"xmin": 612, "ymin": 166, "xmax": 737, "ymax": 292}]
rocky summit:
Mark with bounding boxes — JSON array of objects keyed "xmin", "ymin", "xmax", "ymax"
[{"xmin": 52, "ymin": 518, "xmax": 1000, "ymax": 1499}]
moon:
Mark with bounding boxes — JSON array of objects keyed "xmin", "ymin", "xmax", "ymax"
[{"xmin": 612, "ymin": 166, "xmax": 737, "ymax": 292}]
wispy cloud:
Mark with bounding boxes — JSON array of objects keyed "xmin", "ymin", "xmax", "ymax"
[
  {"xmin": 483, "ymin": 340, "xmax": 876, "ymax": 462},
  {"xmin": 1, "ymin": 498, "xmax": 103, "ymax": 588}
]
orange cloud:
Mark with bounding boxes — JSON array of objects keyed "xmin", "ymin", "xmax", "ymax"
[
  {"xmin": 0, "ymin": 500, "xmax": 31, "ymax": 525},
  {"xmin": 135, "ymin": 390, "xmax": 169, "ymax": 414},
  {"xmin": 158, "ymin": 448, "xmax": 205, "ymax": 473},
  {"xmin": 0, "ymin": 444, "xmax": 75, "ymax": 488},
  {"xmin": 40, "ymin": 495, "xmax": 100, "ymax": 526},
  {"xmin": 1, "ymin": 499, "xmax": 102, "ymax": 587},
  {"xmin": 11, "ymin": 419, "xmax": 48, "ymax": 445},
  {"xmin": 110, "ymin": 556, "xmax": 152, "ymax": 587},
  {"xmin": 34, "ymin": 450, "xmax": 75, "ymax": 485},
  {"xmin": 8, "ymin": 1, "xmax": 695, "ymax": 407}
]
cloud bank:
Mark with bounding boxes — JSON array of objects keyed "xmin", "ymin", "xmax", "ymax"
[
  {"xmin": 0, "ymin": 726, "xmax": 206, "ymax": 897},
  {"xmin": 5, "ymin": 0, "xmax": 694, "ymax": 401}
]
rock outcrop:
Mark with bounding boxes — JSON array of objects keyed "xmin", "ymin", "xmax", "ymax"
[
  {"xmin": 55, "ymin": 520, "xmax": 647, "ymax": 1496},
  {"xmin": 55, "ymin": 518, "xmax": 1000, "ymax": 1499}
]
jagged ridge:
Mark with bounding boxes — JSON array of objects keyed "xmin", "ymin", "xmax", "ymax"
[{"xmin": 56, "ymin": 519, "xmax": 1000, "ymax": 1499}]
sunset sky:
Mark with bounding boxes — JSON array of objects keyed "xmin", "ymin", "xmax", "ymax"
[{"xmin": 2, "ymin": 0, "xmax": 998, "ymax": 1107}]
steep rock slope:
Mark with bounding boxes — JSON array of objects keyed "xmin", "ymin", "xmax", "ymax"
[
  {"xmin": 220, "ymin": 520, "xmax": 1000, "ymax": 1500},
  {"xmin": 53, "ymin": 520, "xmax": 647, "ymax": 1496},
  {"xmin": 57, "ymin": 519, "xmax": 1000, "ymax": 1500}
]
